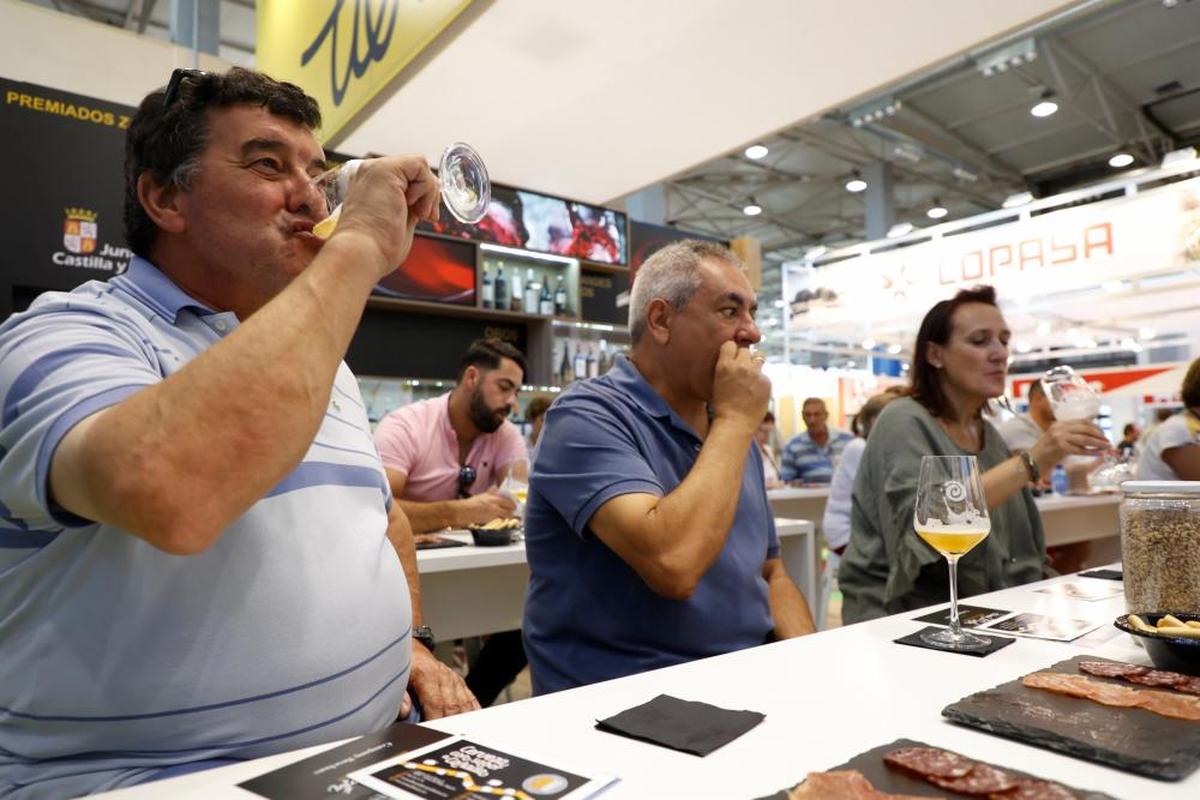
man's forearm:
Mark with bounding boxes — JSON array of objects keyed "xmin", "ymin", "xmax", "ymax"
[
  {"xmin": 385, "ymin": 505, "xmax": 423, "ymax": 626},
  {"xmin": 766, "ymin": 562, "xmax": 816, "ymax": 638},
  {"xmin": 645, "ymin": 417, "xmax": 756, "ymax": 580},
  {"xmin": 398, "ymin": 498, "xmax": 467, "ymax": 533},
  {"xmin": 52, "ymin": 235, "xmax": 386, "ymax": 553}
]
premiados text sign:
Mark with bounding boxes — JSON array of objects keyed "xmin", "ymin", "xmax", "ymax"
[{"xmin": 257, "ymin": 0, "xmax": 474, "ymax": 142}]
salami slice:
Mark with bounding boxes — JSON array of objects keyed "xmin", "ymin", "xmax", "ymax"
[
  {"xmin": 928, "ymin": 763, "xmax": 1018, "ymax": 795},
  {"xmin": 1126, "ymin": 669, "xmax": 1188, "ymax": 688},
  {"xmin": 991, "ymin": 778, "xmax": 1078, "ymax": 799},
  {"xmin": 787, "ymin": 770, "xmax": 926, "ymax": 799},
  {"xmin": 883, "ymin": 746, "xmax": 974, "ymax": 778},
  {"xmin": 1078, "ymin": 660, "xmax": 1148, "ymax": 679},
  {"xmin": 1174, "ymin": 676, "xmax": 1200, "ymax": 696}
]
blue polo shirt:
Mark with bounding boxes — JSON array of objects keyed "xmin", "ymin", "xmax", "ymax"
[
  {"xmin": 523, "ymin": 356, "xmax": 778, "ymax": 695},
  {"xmin": 0, "ymin": 258, "xmax": 410, "ymax": 797}
]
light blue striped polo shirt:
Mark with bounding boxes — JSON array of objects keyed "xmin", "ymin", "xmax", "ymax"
[{"xmin": 0, "ymin": 257, "xmax": 411, "ymax": 798}]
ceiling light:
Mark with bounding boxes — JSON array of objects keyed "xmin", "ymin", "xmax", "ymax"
[
  {"xmin": 742, "ymin": 201, "xmax": 763, "ymax": 216},
  {"xmin": 887, "ymin": 222, "xmax": 914, "ymax": 238},
  {"xmin": 845, "ymin": 171, "xmax": 867, "ymax": 193},
  {"xmin": 952, "ymin": 166, "xmax": 979, "ymax": 183},
  {"xmin": 1108, "ymin": 152, "xmax": 1135, "ymax": 168},
  {"xmin": 1035, "ymin": 321, "xmax": 1052, "ymax": 336},
  {"xmin": 892, "ymin": 143, "xmax": 923, "ymax": 163},
  {"xmin": 975, "ymin": 38, "xmax": 1038, "ymax": 78},
  {"xmin": 861, "ymin": 338, "xmax": 877, "ymax": 350},
  {"xmin": 1030, "ymin": 90, "xmax": 1058, "ymax": 118},
  {"xmin": 1140, "ymin": 327, "xmax": 1157, "ymax": 340},
  {"xmin": 1015, "ymin": 341, "xmax": 1033, "ymax": 353},
  {"xmin": 887, "ymin": 344, "xmax": 903, "ymax": 355},
  {"xmin": 926, "ymin": 200, "xmax": 948, "ymax": 219},
  {"xmin": 744, "ymin": 144, "xmax": 769, "ymax": 160},
  {"xmin": 773, "ymin": 299, "xmax": 786, "ymax": 308},
  {"xmin": 1003, "ymin": 191, "xmax": 1034, "ymax": 208}
]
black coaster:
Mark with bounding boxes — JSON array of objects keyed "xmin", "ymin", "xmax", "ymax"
[
  {"xmin": 1079, "ymin": 568, "xmax": 1123, "ymax": 581},
  {"xmin": 595, "ymin": 694, "xmax": 764, "ymax": 756},
  {"xmin": 894, "ymin": 626, "xmax": 1015, "ymax": 657}
]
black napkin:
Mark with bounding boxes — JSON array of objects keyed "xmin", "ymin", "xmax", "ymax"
[
  {"xmin": 1079, "ymin": 568, "xmax": 1123, "ymax": 581},
  {"xmin": 595, "ymin": 694, "xmax": 764, "ymax": 756},
  {"xmin": 894, "ymin": 626, "xmax": 1015, "ymax": 657}
]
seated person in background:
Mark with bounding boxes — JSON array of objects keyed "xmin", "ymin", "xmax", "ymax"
[
  {"xmin": 780, "ymin": 397, "xmax": 853, "ymax": 483},
  {"xmin": 374, "ymin": 338, "xmax": 529, "ymax": 707},
  {"xmin": 996, "ymin": 378, "xmax": 1053, "ymax": 452},
  {"xmin": 523, "ymin": 240, "xmax": 815, "ymax": 695},
  {"xmin": 997, "ymin": 377, "xmax": 1096, "ymax": 572},
  {"xmin": 0, "ymin": 68, "xmax": 473, "ymax": 797},
  {"xmin": 1137, "ymin": 357, "xmax": 1200, "ymax": 481},
  {"xmin": 756, "ymin": 410, "xmax": 783, "ymax": 488},
  {"xmin": 1117, "ymin": 422, "xmax": 1141, "ymax": 460},
  {"xmin": 822, "ymin": 389, "xmax": 903, "ymax": 556},
  {"xmin": 525, "ymin": 393, "xmax": 553, "ymax": 449},
  {"xmin": 839, "ymin": 286, "xmax": 1109, "ymax": 624}
]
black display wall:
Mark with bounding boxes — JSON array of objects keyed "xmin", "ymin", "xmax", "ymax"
[{"xmin": 0, "ymin": 77, "xmax": 527, "ymax": 380}]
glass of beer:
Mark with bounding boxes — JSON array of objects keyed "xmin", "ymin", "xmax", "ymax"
[
  {"xmin": 914, "ymin": 454, "xmax": 991, "ymax": 650},
  {"xmin": 311, "ymin": 142, "xmax": 490, "ymax": 239}
]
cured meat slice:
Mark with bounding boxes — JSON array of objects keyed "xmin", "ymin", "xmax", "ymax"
[
  {"xmin": 883, "ymin": 746, "xmax": 974, "ymax": 778},
  {"xmin": 928, "ymin": 763, "xmax": 1018, "ymax": 795},
  {"xmin": 1023, "ymin": 671, "xmax": 1200, "ymax": 721},
  {"xmin": 992, "ymin": 778, "xmax": 1078, "ymax": 799},
  {"xmin": 1174, "ymin": 676, "xmax": 1200, "ymax": 696},
  {"xmin": 1077, "ymin": 660, "xmax": 1148, "ymax": 679},
  {"xmin": 1126, "ymin": 669, "xmax": 1188, "ymax": 689},
  {"xmin": 785, "ymin": 770, "xmax": 926, "ymax": 799}
]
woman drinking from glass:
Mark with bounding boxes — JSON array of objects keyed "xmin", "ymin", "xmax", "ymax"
[{"xmin": 838, "ymin": 286, "xmax": 1109, "ymax": 623}]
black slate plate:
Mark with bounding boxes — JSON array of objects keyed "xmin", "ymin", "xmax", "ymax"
[
  {"xmin": 943, "ymin": 655, "xmax": 1200, "ymax": 781},
  {"xmin": 754, "ymin": 737, "xmax": 1115, "ymax": 799}
]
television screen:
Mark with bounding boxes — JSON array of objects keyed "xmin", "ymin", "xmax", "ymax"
[{"xmin": 373, "ymin": 235, "xmax": 476, "ymax": 306}]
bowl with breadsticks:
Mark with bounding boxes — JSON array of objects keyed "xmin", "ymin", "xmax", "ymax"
[
  {"xmin": 468, "ymin": 517, "xmax": 522, "ymax": 546},
  {"xmin": 1115, "ymin": 611, "xmax": 1200, "ymax": 675}
]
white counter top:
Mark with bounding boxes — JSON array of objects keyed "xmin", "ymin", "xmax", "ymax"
[{"xmin": 99, "ymin": 567, "xmax": 1194, "ymax": 799}]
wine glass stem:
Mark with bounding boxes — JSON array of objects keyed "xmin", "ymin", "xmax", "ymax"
[{"xmin": 946, "ymin": 555, "xmax": 962, "ymax": 637}]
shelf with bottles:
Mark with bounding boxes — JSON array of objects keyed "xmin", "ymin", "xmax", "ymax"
[
  {"xmin": 478, "ymin": 245, "xmax": 578, "ymax": 320},
  {"xmin": 550, "ymin": 326, "xmax": 630, "ymax": 389},
  {"xmin": 357, "ymin": 374, "xmax": 567, "ymax": 428}
]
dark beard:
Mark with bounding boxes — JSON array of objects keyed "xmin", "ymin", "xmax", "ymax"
[{"xmin": 469, "ymin": 388, "xmax": 505, "ymax": 433}]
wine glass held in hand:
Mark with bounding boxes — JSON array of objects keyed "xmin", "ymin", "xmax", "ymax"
[
  {"xmin": 311, "ymin": 142, "xmax": 490, "ymax": 239},
  {"xmin": 914, "ymin": 455, "xmax": 992, "ymax": 651},
  {"xmin": 1041, "ymin": 366, "xmax": 1102, "ymax": 422}
]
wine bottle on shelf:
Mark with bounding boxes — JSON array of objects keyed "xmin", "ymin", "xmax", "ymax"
[
  {"xmin": 554, "ymin": 276, "xmax": 568, "ymax": 316},
  {"xmin": 573, "ymin": 342, "xmax": 588, "ymax": 380},
  {"xmin": 561, "ymin": 341, "xmax": 575, "ymax": 384},
  {"xmin": 598, "ymin": 339, "xmax": 610, "ymax": 374},
  {"xmin": 494, "ymin": 263, "xmax": 508, "ymax": 310},
  {"xmin": 586, "ymin": 343, "xmax": 599, "ymax": 378},
  {"xmin": 538, "ymin": 278, "xmax": 554, "ymax": 316},
  {"xmin": 481, "ymin": 264, "xmax": 494, "ymax": 310},
  {"xmin": 523, "ymin": 268, "xmax": 538, "ymax": 314},
  {"xmin": 509, "ymin": 267, "xmax": 523, "ymax": 313}
]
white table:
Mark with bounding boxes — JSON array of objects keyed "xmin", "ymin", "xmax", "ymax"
[
  {"xmin": 418, "ymin": 518, "xmax": 818, "ymax": 642},
  {"xmin": 101, "ymin": 569, "xmax": 1196, "ymax": 799},
  {"xmin": 767, "ymin": 486, "xmax": 829, "ymax": 533}
]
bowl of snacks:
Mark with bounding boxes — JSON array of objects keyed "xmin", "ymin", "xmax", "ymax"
[
  {"xmin": 1114, "ymin": 612, "xmax": 1200, "ymax": 676},
  {"xmin": 468, "ymin": 517, "xmax": 521, "ymax": 546}
]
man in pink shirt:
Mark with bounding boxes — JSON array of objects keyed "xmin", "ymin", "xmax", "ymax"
[
  {"xmin": 375, "ymin": 339, "xmax": 527, "ymax": 531},
  {"xmin": 374, "ymin": 338, "xmax": 529, "ymax": 705}
]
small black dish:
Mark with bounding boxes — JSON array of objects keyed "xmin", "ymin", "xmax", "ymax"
[
  {"xmin": 1114, "ymin": 611, "xmax": 1200, "ymax": 676},
  {"xmin": 468, "ymin": 527, "xmax": 517, "ymax": 547}
]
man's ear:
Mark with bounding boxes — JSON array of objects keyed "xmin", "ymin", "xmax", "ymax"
[
  {"xmin": 136, "ymin": 171, "xmax": 187, "ymax": 235},
  {"xmin": 644, "ymin": 298, "xmax": 672, "ymax": 345}
]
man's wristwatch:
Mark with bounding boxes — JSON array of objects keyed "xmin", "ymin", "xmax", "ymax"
[
  {"xmin": 1019, "ymin": 450, "xmax": 1040, "ymax": 483},
  {"xmin": 413, "ymin": 625, "xmax": 436, "ymax": 652}
]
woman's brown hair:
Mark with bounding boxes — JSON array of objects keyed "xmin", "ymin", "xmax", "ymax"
[{"xmin": 908, "ymin": 285, "xmax": 998, "ymax": 419}]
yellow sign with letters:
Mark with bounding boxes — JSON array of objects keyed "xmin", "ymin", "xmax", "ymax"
[{"xmin": 257, "ymin": 0, "xmax": 474, "ymax": 141}]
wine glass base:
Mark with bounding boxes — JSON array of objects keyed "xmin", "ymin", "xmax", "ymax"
[{"xmin": 919, "ymin": 626, "xmax": 992, "ymax": 651}]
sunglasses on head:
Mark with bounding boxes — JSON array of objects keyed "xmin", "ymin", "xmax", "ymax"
[
  {"xmin": 163, "ymin": 68, "xmax": 206, "ymax": 109},
  {"xmin": 457, "ymin": 464, "xmax": 477, "ymax": 498}
]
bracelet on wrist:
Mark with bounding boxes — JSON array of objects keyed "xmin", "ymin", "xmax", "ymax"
[{"xmin": 1019, "ymin": 449, "xmax": 1040, "ymax": 483}]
